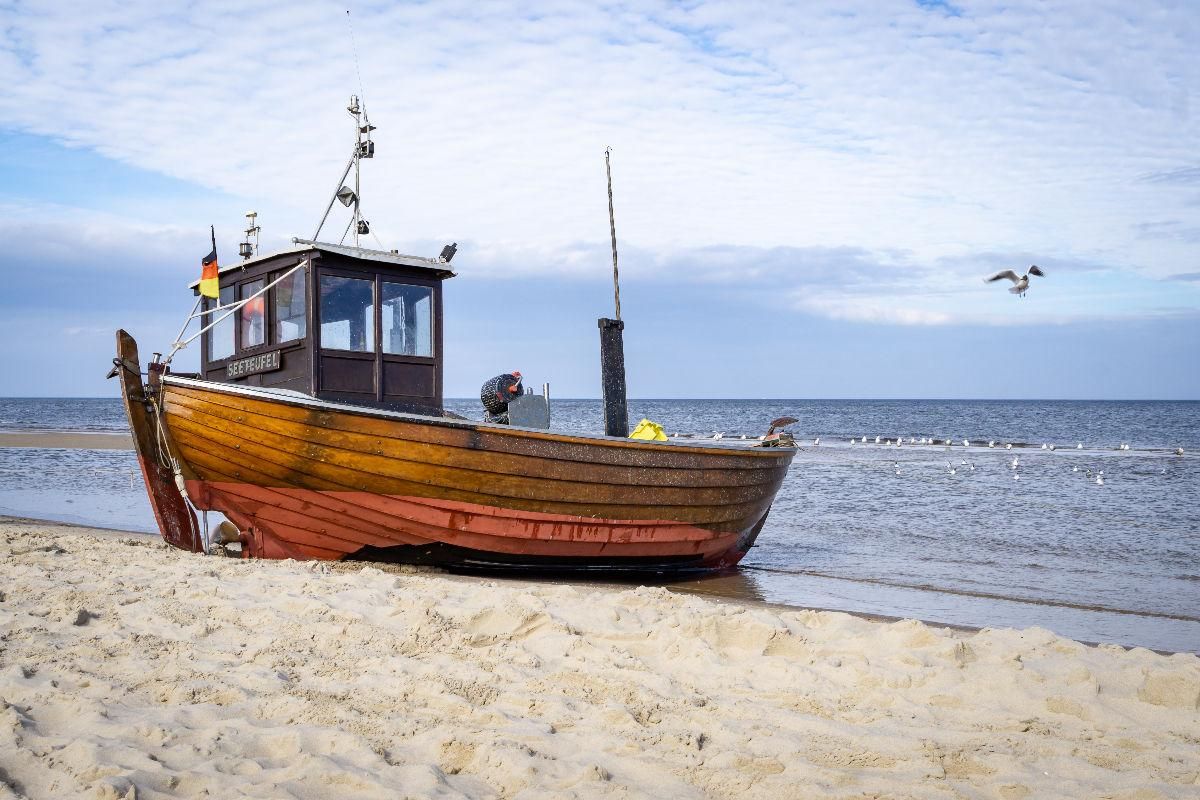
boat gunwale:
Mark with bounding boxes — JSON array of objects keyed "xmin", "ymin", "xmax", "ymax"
[
  {"xmin": 162, "ymin": 386, "xmax": 788, "ymax": 487},
  {"xmin": 161, "ymin": 375, "xmax": 796, "ymax": 460}
]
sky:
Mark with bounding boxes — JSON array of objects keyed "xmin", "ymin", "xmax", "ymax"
[{"xmin": 0, "ymin": 0, "xmax": 1197, "ymax": 399}]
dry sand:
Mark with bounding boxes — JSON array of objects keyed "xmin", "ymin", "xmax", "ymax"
[{"xmin": 0, "ymin": 519, "xmax": 1197, "ymax": 799}]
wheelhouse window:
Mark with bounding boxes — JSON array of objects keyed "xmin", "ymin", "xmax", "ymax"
[
  {"xmin": 239, "ymin": 279, "xmax": 266, "ymax": 349},
  {"xmin": 320, "ymin": 275, "xmax": 374, "ymax": 352},
  {"xmin": 207, "ymin": 284, "xmax": 235, "ymax": 361},
  {"xmin": 381, "ymin": 282, "xmax": 433, "ymax": 357},
  {"xmin": 273, "ymin": 266, "xmax": 306, "ymax": 343}
]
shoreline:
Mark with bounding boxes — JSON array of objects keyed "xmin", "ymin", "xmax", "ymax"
[
  {"xmin": 0, "ymin": 515, "xmax": 990, "ymax": 645},
  {"xmin": 0, "ymin": 430, "xmax": 133, "ymax": 450},
  {"xmin": 2, "ymin": 519, "xmax": 1198, "ymax": 797},
  {"xmin": 0, "ymin": 514, "xmax": 1185, "ymax": 656}
]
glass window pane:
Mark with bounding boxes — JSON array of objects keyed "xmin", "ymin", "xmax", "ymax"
[
  {"xmin": 273, "ymin": 267, "xmax": 307, "ymax": 343},
  {"xmin": 239, "ymin": 279, "xmax": 266, "ymax": 349},
  {"xmin": 381, "ymin": 283, "xmax": 432, "ymax": 357},
  {"xmin": 320, "ymin": 275, "xmax": 375, "ymax": 352},
  {"xmin": 208, "ymin": 284, "xmax": 235, "ymax": 361}
]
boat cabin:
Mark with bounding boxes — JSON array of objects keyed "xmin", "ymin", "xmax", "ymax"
[{"xmin": 193, "ymin": 239, "xmax": 454, "ymax": 414}]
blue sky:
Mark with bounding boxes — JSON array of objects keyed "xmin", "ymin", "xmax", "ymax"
[{"xmin": 1, "ymin": 0, "xmax": 1198, "ymax": 398}]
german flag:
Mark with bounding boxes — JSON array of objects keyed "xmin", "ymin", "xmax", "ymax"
[{"xmin": 199, "ymin": 226, "xmax": 219, "ymax": 299}]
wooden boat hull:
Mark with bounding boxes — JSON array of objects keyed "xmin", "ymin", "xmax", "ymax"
[{"xmin": 116, "ymin": 331, "xmax": 795, "ymax": 573}]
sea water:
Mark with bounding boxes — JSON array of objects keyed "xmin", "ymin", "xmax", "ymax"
[{"xmin": 2, "ymin": 397, "xmax": 1197, "ymax": 653}]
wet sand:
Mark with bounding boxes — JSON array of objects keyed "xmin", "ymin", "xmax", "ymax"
[
  {"xmin": 0, "ymin": 431, "xmax": 132, "ymax": 450},
  {"xmin": 1, "ymin": 519, "xmax": 1198, "ymax": 798}
]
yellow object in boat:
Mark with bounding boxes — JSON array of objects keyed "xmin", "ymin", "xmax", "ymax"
[{"xmin": 629, "ymin": 418, "xmax": 668, "ymax": 441}]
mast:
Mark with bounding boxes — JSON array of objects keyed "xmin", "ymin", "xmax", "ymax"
[
  {"xmin": 312, "ymin": 95, "xmax": 375, "ymax": 244},
  {"xmin": 598, "ymin": 147, "xmax": 629, "ymax": 438}
]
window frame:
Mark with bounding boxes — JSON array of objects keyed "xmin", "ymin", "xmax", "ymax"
[
  {"xmin": 204, "ymin": 283, "xmax": 238, "ymax": 365},
  {"xmin": 380, "ymin": 279, "xmax": 435, "ymax": 359},
  {"xmin": 272, "ymin": 265, "xmax": 308, "ymax": 346},
  {"xmin": 315, "ymin": 267, "xmax": 439, "ymax": 365}
]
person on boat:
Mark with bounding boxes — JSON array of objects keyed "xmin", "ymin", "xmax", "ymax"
[{"xmin": 481, "ymin": 371, "xmax": 523, "ymax": 423}]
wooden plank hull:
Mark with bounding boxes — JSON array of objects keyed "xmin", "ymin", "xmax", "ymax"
[
  {"xmin": 114, "ymin": 331, "xmax": 203, "ymax": 554},
  {"xmin": 123, "ymin": 352, "xmax": 795, "ymax": 573}
]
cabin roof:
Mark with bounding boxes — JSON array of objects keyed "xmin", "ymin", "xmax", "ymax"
[{"xmin": 187, "ymin": 238, "xmax": 456, "ymax": 288}]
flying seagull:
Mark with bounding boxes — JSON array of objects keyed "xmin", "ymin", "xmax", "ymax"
[
  {"xmin": 985, "ymin": 265, "xmax": 1045, "ymax": 297},
  {"xmin": 766, "ymin": 416, "xmax": 797, "ymax": 435}
]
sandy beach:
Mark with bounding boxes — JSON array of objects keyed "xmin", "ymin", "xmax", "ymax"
[{"xmin": 0, "ymin": 518, "xmax": 1197, "ymax": 799}]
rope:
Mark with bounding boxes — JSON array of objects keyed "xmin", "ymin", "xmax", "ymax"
[{"xmin": 164, "ymin": 258, "xmax": 309, "ymax": 364}]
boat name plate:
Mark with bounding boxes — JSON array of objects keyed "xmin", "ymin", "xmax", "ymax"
[{"xmin": 226, "ymin": 349, "xmax": 282, "ymax": 379}]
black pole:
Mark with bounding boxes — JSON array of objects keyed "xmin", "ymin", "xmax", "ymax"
[
  {"xmin": 600, "ymin": 148, "xmax": 629, "ymax": 437},
  {"xmin": 598, "ymin": 317, "xmax": 628, "ymax": 437}
]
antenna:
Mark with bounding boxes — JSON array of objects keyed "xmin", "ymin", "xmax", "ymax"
[
  {"xmin": 239, "ymin": 211, "xmax": 260, "ymax": 260},
  {"xmin": 311, "ymin": 96, "xmax": 377, "ymax": 244},
  {"xmin": 311, "ymin": 10, "xmax": 377, "ymax": 245},
  {"xmin": 346, "ymin": 10, "xmax": 368, "ymax": 120}
]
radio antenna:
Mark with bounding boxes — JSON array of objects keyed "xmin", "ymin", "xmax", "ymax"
[
  {"xmin": 311, "ymin": 10, "xmax": 377, "ymax": 245},
  {"xmin": 346, "ymin": 9, "xmax": 368, "ymax": 119}
]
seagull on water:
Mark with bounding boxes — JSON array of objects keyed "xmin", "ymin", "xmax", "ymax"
[
  {"xmin": 1005, "ymin": 443, "xmax": 1013, "ymax": 450},
  {"xmin": 963, "ymin": 439, "xmax": 970, "ymax": 447},
  {"xmin": 1096, "ymin": 475, "xmax": 1104, "ymax": 486},
  {"xmin": 947, "ymin": 462, "xmax": 957, "ymax": 475},
  {"xmin": 985, "ymin": 264, "xmax": 1045, "ymax": 297},
  {"xmin": 988, "ymin": 440, "xmax": 996, "ymax": 448},
  {"xmin": 1077, "ymin": 443, "xmax": 1083, "ymax": 449},
  {"xmin": 814, "ymin": 437, "xmax": 820, "ymax": 446}
]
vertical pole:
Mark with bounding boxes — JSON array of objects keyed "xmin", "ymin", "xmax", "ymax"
[
  {"xmin": 605, "ymin": 147, "xmax": 621, "ymax": 321},
  {"xmin": 599, "ymin": 147, "xmax": 629, "ymax": 437},
  {"xmin": 353, "ymin": 98, "xmax": 361, "ymax": 248},
  {"xmin": 598, "ymin": 318, "xmax": 628, "ymax": 437}
]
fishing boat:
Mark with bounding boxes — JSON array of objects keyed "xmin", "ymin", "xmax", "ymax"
[{"xmin": 112, "ymin": 98, "xmax": 796, "ymax": 573}]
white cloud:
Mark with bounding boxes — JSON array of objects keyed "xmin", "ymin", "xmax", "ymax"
[{"xmin": 1, "ymin": 0, "xmax": 1198, "ymax": 326}]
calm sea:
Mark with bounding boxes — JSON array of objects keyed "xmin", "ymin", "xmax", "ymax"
[{"xmin": 1, "ymin": 397, "xmax": 1197, "ymax": 653}]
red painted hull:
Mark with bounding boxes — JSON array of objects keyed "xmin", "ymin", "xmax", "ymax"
[{"xmin": 187, "ymin": 481, "xmax": 765, "ymax": 571}]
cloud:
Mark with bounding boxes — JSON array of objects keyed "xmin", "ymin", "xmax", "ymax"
[
  {"xmin": 1134, "ymin": 221, "xmax": 1200, "ymax": 244},
  {"xmin": 1, "ymin": 0, "xmax": 1198, "ymax": 331},
  {"xmin": 1139, "ymin": 167, "xmax": 1200, "ymax": 185},
  {"xmin": 0, "ymin": 1, "xmax": 1190, "ymax": 272}
]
